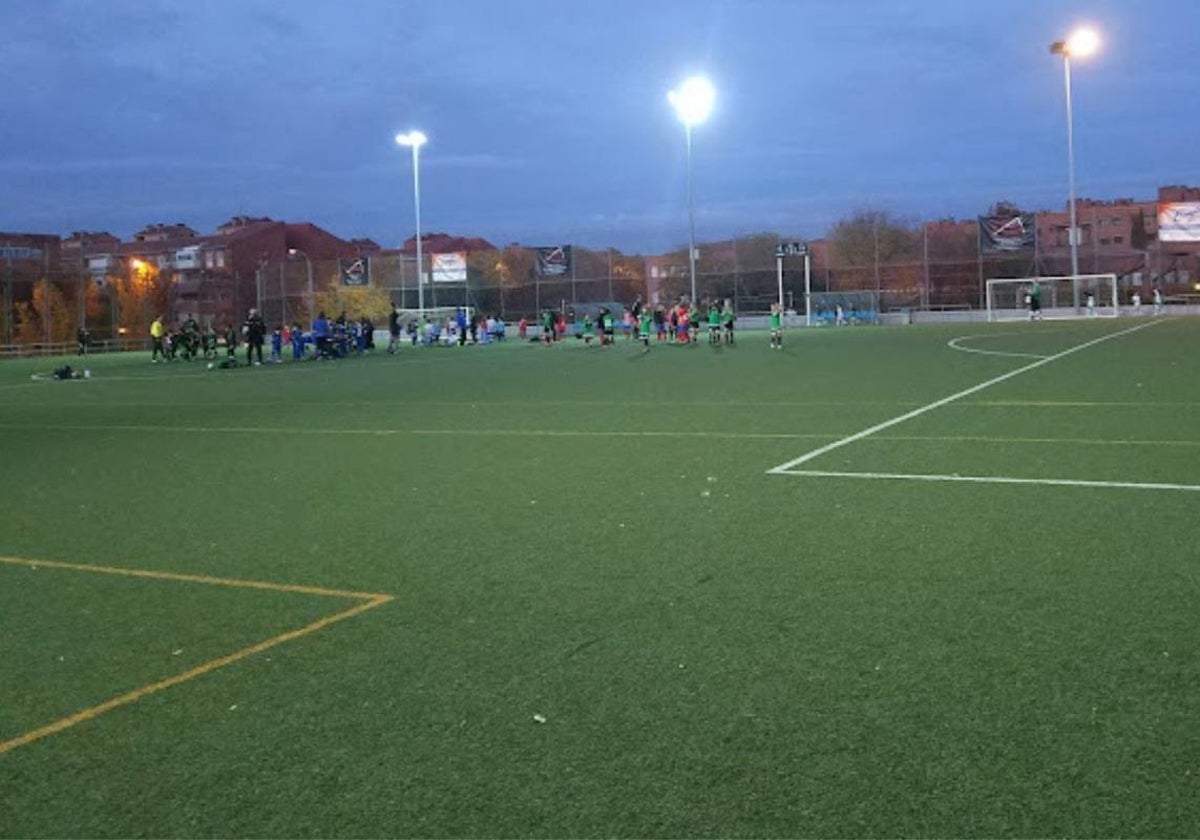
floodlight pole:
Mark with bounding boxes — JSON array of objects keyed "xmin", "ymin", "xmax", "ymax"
[
  {"xmin": 1063, "ymin": 52, "xmax": 1081, "ymax": 309},
  {"xmin": 397, "ymin": 131, "xmax": 427, "ymax": 315},
  {"xmin": 1052, "ymin": 37, "xmax": 1091, "ymax": 310},
  {"xmin": 804, "ymin": 251, "xmax": 812, "ymax": 327},
  {"xmin": 775, "ymin": 249, "xmax": 784, "ymax": 312},
  {"xmin": 670, "ymin": 77, "xmax": 713, "ymax": 305},
  {"xmin": 413, "ymin": 143, "xmax": 424, "ymax": 315},
  {"xmin": 691, "ymin": 121, "xmax": 700, "ymax": 304}
]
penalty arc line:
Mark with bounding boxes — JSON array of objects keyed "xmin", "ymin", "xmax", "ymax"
[
  {"xmin": 946, "ymin": 334, "xmax": 1049, "ymax": 359},
  {"xmin": 766, "ymin": 319, "xmax": 1164, "ymax": 475}
]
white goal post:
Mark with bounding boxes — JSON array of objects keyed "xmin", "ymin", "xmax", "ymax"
[{"xmin": 986, "ymin": 274, "xmax": 1118, "ymax": 322}]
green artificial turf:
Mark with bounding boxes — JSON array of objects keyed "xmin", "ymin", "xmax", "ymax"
[{"xmin": 1, "ymin": 319, "xmax": 1198, "ymax": 837}]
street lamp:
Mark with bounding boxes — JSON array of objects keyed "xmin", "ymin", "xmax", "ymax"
[
  {"xmin": 395, "ymin": 130, "xmax": 428, "ymax": 314},
  {"xmin": 287, "ymin": 248, "xmax": 313, "ymax": 322},
  {"xmin": 1050, "ymin": 27, "xmax": 1100, "ymax": 309},
  {"xmin": 668, "ymin": 76, "xmax": 714, "ymax": 305},
  {"xmin": 125, "ymin": 257, "xmax": 146, "ymax": 343}
]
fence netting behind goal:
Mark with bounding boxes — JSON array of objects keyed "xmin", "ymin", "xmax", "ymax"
[
  {"xmin": 986, "ymin": 274, "xmax": 1118, "ymax": 321},
  {"xmin": 809, "ymin": 291, "xmax": 880, "ymax": 325}
]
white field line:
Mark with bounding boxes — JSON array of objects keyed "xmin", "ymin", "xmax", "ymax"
[
  {"xmin": 0, "ymin": 423, "xmax": 835, "ymax": 442},
  {"xmin": 880, "ymin": 433, "xmax": 1200, "ymax": 448},
  {"xmin": 782, "ymin": 470, "xmax": 1200, "ymax": 493},
  {"xmin": 969, "ymin": 399, "xmax": 1200, "ymax": 408},
  {"xmin": 766, "ymin": 319, "xmax": 1163, "ymax": 475},
  {"xmin": 946, "ymin": 334, "xmax": 1048, "ymax": 359}
]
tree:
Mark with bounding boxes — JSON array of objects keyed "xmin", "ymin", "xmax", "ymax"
[
  {"xmin": 828, "ymin": 210, "xmax": 917, "ymax": 268},
  {"xmin": 653, "ymin": 244, "xmax": 691, "ymax": 304},
  {"xmin": 107, "ymin": 261, "xmax": 169, "ymax": 339},
  {"xmin": 13, "ymin": 280, "xmax": 77, "ymax": 343},
  {"xmin": 610, "ymin": 252, "xmax": 646, "ymax": 303},
  {"xmin": 726, "ymin": 233, "xmax": 786, "ymax": 301},
  {"xmin": 987, "ymin": 200, "xmax": 1026, "ymax": 219},
  {"xmin": 313, "ymin": 284, "xmax": 393, "ymax": 322}
]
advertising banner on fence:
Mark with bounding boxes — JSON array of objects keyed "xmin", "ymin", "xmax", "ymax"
[
  {"xmin": 431, "ymin": 252, "xmax": 467, "ymax": 283},
  {"xmin": 340, "ymin": 258, "xmax": 369, "ymax": 286},
  {"xmin": 535, "ymin": 246, "xmax": 571, "ymax": 276},
  {"xmin": 978, "ymin": 214, "xmax": 1036, "ymax": 252},
  {"xmin": 1158, "ymin": 202, "xmax": 1200, "ymax": 242}
]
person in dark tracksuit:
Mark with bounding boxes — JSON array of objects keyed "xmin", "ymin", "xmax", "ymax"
[{"xmin": 243, "ymin": 308, "xmax": 266, "ymax": 366}]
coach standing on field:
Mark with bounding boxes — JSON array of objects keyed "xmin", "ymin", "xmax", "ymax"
[
  {"xmin": 149, "ymin": 315, "xmax": 165, "ymax": 362},
  {"xmin": 243, "ymin": 307, "xmax": 266, "ymax": 366}
]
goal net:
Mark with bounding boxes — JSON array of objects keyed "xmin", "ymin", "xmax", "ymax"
[
  {"xmin": 985, "ymin": 274, "xmax": 1118, "ymax": 322},
  {"xmin": 394, "ymin": 306, "xmax": 474, "ymax": 326}
]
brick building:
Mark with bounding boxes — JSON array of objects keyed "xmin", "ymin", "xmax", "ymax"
[
  {"xmin": 397, "ymin": 232, "xmax": 494, "ymax": 257},
  {"xmin": 78, "ymin": 216, "xmax": 368, "ymax": 327}
]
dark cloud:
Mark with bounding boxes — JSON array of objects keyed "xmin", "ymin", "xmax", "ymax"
[{"xmin": 2, "ymin": 0, "xmax": 1198, "ymax": 252}]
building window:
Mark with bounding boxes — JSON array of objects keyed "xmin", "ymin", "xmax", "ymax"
[
  {"xmin": 1113, "ymin": 236, "xmax": 1124, "ymax": 244},
  {"xmin": 216, "ymin": 251, "xmax": 226, "ymax": 268},
  {"xmin": 1099, "ymin": 238, "xmax": 1111, "ymax": 246}
]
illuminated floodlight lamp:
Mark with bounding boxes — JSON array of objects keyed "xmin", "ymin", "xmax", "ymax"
[{"xmin": 667, "ymin": 77, "xmax": 715, "ymax": 127}]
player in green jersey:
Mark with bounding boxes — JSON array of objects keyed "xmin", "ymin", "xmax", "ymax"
[
  {"xmin": 769, "ymin": 302, "xmax": 783, "ymax": 349},
  {"xmin": 638, "ymin": 309, "xmax": 653, "ymax": 350},
  {"xmin": 707, "ymin": 302, "xmax": 721, "ymax": 345},
  {"xmin": 600, "ymin": 309, "xmax": 615, "ymax": 345}
]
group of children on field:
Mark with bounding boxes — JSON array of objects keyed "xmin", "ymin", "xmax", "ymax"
[
  {"xmin": 567, "ymin": 298, "xmax": 748, "ymax": 349},
  {"xmin": 518, "ymin": 296, "xmax": 787, "ymax": 350}
]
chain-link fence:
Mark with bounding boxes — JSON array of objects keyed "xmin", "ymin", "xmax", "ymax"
[{"xmin": 5, "ymin": 236, "xmax": 1198, "ymax": 347}]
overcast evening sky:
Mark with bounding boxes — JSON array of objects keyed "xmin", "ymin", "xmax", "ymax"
[{"xmin": 3, "ymin": 0, "xmax": 1199, "ymax": 253}]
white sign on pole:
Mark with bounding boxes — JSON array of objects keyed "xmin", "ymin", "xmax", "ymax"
[
  {"xmin": 1159, "ymin": 202, "xmax": 1200, "ymax": 242},
  {"xmin": 431, "ymin": 252, "xmax": 467, "ymax": 283}
]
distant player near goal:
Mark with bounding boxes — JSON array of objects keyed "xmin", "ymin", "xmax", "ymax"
[
  {"xmin": 1027, "ymin": 280, "xmax": 1042, "ymax": 321},
  {"xmin": 769, "ymin": 302, "xmax": 784, "ymax": 349}
]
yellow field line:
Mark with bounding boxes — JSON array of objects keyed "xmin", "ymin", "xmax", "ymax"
[
  {"xmin": 0, "ymin": 556, "xmax": 393, "ymax": 755},
  {"xmin": 0, "ymin": 555, "xmax": 389, "ymax": 600}
]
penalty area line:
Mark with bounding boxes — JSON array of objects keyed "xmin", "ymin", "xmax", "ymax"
[
  {"xmin": 0, "ymin": 555, "xmax": 393, "ymax": 755},
  {"xmin": 766, "ymin": 319, "xmax": 1163, "ymax": 475},
  {"xmin": 775, "ymin": 470, "xmax": 1200, "ymax": 494}
]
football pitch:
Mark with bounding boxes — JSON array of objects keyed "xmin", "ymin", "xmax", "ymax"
[{"xmin": 1, "ymin": 318, "xmax": 1198, "ymax": 838}]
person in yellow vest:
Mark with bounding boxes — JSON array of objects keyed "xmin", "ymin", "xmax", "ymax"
[{"xmin": 150, "ymin": 315, "xmax": 166, "ymax": 362}]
